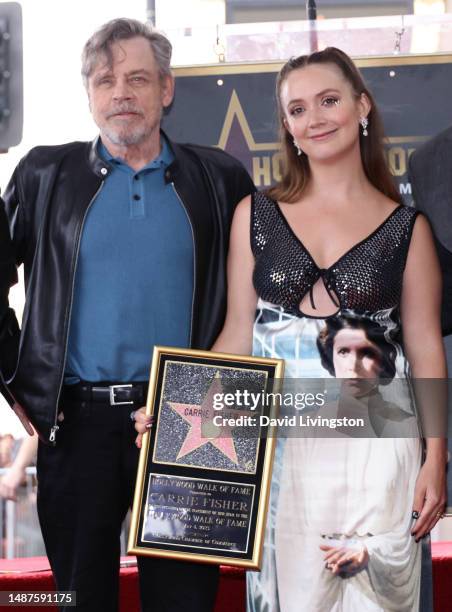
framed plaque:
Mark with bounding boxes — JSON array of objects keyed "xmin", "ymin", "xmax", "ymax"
[{"xmin": 128, "ymin": 346, "xmax": 284, "ymax": 568}]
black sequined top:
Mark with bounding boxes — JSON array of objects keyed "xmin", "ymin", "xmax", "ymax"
[{"xmin": 251, "ymin": 191, "xmax": 418, "ymax": 318}]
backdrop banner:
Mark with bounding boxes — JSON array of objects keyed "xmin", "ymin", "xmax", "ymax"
[{"xmin": 163, "ymin": 54, "xmax": 452, "ymax": 205}]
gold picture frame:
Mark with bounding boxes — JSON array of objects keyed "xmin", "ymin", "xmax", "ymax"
[{"xmin": 128, "ymin": 346, "xmax": 284, "ymax": 568}]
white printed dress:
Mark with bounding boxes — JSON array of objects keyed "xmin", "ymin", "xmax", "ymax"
[{"xmin": 246, "ymin": 192, "xmax": 426, "ymax": 612}]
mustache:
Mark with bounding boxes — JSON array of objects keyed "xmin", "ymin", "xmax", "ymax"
[{"xmin": 106, "ymin": 105, "xmax": 144, "ymax": 118}]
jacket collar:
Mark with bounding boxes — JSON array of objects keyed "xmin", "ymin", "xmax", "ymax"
[{"xmin": 88, "ymin": 136, "xmax": 112, "ymax": 178}]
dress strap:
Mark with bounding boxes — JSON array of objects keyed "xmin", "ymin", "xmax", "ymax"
[{"xmin": 250, "ymin": 191, "xmax": 283, "ymax": 258}]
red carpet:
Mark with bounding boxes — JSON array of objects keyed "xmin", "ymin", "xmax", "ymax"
[{"xmin": 0, "ymin": 543, "xmax": 450, "ymax": 611}]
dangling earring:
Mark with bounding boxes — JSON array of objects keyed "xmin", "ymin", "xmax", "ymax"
[
  {"xmin": 293, "ymin": 138, "xmax": 302, "ymax": 156},
  {"xmin": 360, "ymin": 116, "xmax": 369, "ymax": 137}
]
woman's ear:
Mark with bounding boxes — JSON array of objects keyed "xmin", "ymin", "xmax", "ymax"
[
  {"xmin": 358, "ymin": 92, "xmax": 371, "ymax": 119},
  {"xmin": 282, "ymin": 117, "xmax": 294, "ymax": 140}
]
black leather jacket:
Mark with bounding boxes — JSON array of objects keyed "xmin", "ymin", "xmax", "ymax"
[{"xmin": 0, "ymin": 135, "xmax": 254, "ymax": 443}]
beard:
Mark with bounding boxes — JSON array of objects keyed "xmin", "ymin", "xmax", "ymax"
[
  {"xmin": 102, "ymin": 123, "xmax": 152, "ymax": 147},
  {"xmin": 101, "ymin": 103, "xmax": 159, "ymax": 146}
]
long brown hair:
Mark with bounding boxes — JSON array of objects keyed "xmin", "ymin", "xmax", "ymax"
[{"xmin": 267, "ymin": 47, "xmax": 400, "ymax": 204}]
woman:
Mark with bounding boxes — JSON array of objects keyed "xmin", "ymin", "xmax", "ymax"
[
  {"xmin": 215, "ymin": 47, "xmax": 446, "ymax": 612},
  {"xmin": 136, "ymin": 48, "xmax": 446, "ymax": 610}
]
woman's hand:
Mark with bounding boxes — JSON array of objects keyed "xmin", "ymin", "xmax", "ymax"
[
  {"xmin": 132, "ymin": 407, "xmax": 154, "ymax": 449},
  {"xmin": 321, "ymin": 544, "xmax": 369, "ymax": 576},
  {"xmin": 411, "ymin": 457, "xmax": 446, "ymax": 540}
]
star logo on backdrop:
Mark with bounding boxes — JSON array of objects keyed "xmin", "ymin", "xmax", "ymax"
[
  {"xmin": 168, "ymin": 371, "xmax": 250, "ymax": 465},
  {"xmin": 216, "ymin": 90, "xmax": 278, "ymax": 177}
]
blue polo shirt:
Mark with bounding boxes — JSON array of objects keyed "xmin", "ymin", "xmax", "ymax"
[{"xmin": 65, "ymin": 138, "xmax": 194, "ymax": 382}]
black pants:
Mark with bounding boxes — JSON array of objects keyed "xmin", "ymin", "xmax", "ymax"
[{"xmin": 37, "ymin": 397, "xmax": 219, "ymax": 612}]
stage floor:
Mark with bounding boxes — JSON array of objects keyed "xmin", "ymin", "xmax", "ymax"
[{"xmin": 1, "ymin": 544, "xmax": 451, "ymax": 611}]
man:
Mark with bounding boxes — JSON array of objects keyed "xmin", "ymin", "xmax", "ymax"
[
  {"xmin": 409, "ymin": 126, "xmax": 452, "ymax": 337},
  {"xmin": 409, "ymin": 127, "xmax": 452, "ymax": 612},
  {"xmin": 0, "ymin": 18, "xmax": 254, "ymax": 612}
]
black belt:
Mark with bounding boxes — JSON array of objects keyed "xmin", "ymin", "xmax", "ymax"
[{"xmin": 64, "ymin": 382, "xmax": 148, "ymax": 406}]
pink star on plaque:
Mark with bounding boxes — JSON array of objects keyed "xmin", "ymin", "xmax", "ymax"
[{"xmin": 169, "ymin": 372, "xmax": 241, "ymax": 464}]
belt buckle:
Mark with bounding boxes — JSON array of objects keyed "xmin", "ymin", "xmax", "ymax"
[{"xmin": 109, "ymin": 384, "xmax": 133, "ymax": 406}]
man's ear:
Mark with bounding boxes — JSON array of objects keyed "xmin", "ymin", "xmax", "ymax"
[
  {"xmin": 86, "ymin": 84, "xmax": 92, "ymax": 113},
  {"xmin": 162, "ymin": 74, "xmax": 175, "ymax": 108}
]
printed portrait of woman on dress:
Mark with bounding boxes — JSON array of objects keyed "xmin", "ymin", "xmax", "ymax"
[
  {"xmin": 212, "ymin": 47, "xmax": 447, "ymax": 611},
  {"xmin": 315, "ymin": 314, "xmax": 413, "ymax": 433}
]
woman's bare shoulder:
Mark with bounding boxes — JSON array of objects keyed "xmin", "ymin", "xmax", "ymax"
[{"xmin": 374, "ymin": 192, "xmax": 401, "ymax": 215}]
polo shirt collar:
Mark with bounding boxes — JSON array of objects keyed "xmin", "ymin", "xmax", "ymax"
[{"xmin": 98, "ymin": 136, "xmax": 174, "ymax": 172}]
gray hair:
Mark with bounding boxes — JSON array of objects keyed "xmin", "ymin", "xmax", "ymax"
[{"xmin": 81, "ymin": 18, "xmax": 172, "ymax": 86}]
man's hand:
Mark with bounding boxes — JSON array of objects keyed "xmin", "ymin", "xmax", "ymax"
[
  {"xmin": 12, "ymin": 402, "xmax": 34, "ymax": 436},
  {"xmin": 132, "ymin": 407, "xmax": 154, "ymax": 449},
  {"xmin": 0, "ymin": 464, "xmax": 25, "ymax": 501},
  {"xmin": 0, "ymin": 432, "xmax": 37, "ymax": 501}
]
